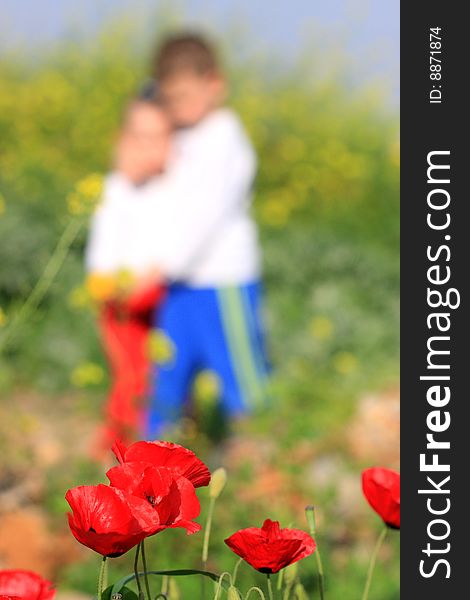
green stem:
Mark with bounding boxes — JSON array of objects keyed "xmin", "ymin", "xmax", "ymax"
[
  {"xmin": 112, "ymin": 569, "xmax": 225, "ymax": 595},
  {"xmin": 111, "ymin": 569, "xmax": 229, "ymax": 599},
  {"xmin": 214, "ymin": 572, "xmax": 233, "ymax": 600},
  {"xmin": 314, "ymin": 548, "xmax": 325, "ymax": 600},
  {"xmin": 276, "ymin": 569, "xmax": 283, "ymax": 592},
  {"xmin": 134, "ymin": 543, "xmax": 143, "ymax": 599},
  {"xmin": 267, "ymin": 574, "xmax": 274, "ymax": 600},
  {"xmin": 102, "ymin": 557, "xmax": 108, "ymax": 591},
  {"xmin": 202, "ymin": 496, "xmax": 216, "ymax": 600},
  {"xmin": 202, "ymin": 496, "xmax": 216, "ymax": 566},
  {"xmin": 305, "ymin": 505, "xmax": 325, "ymax": 600},
  {"xmin": 0, "ymin": 217, "xmax": 83, "ymax": 353},
  {"xmin": 232, "ymin": 558, "xmax": 243, "ymax": 586},
  {"xmin": 361, "ymin": 527, "xmax": 388, "ymax": 600},
  {"xmin": 245, "ymin": 588, "xmax": 267, "ymax": 600},
  {"xmin": 140, "ymin": 540, "xmax": 152, "ymax": 600},
  {"xmin": 97, "ymin": 556, "xmax": 107, "ymax": 600}
]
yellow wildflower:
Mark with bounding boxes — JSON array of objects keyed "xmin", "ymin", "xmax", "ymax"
[
  {"xmin": 115, "ymin": 269, "xmax": 135, "ymax": 294},
  {"xmin": 193, "ymin": 369, "xmax": 220, "ymax": 407},
  {"xmin": 148, "ymin": 330, "xmax": 175, "ymax": 365},
  {"xmin": 76, "ymin": 173, "xmax": 104, "ymax": 198},
  {"xmin": 86, "ymin": 273, "xmax": 117, "ymax": 302},
  {"xmin": 309, "ymin": 316, "xmax": 334, "ymax": 341},
  {"xmin": 68, "ymin": 173, "xmax": 104, "ymax": 216},
  {"xmin": 68, "ymin": 285, "xmax": 92, "ymax": 310},
  {"xmin": 71, "ymin": 362, "xmax": 105, "ymax": 387},
  {"xmin": 260, "ymin": 196, "xmax": 291, "ymax": 228},
  {"xmin": 333, "ymin": 351, "xmax": 358, "ymax": 375}
]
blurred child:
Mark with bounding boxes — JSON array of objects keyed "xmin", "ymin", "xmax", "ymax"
[
  {"xmin": 85, "ymin": 97, "xmax": 169, "ymax": 451},
  {"xmin": 118, "ymin": 34, "xmax": 271, "ymax": 437}
]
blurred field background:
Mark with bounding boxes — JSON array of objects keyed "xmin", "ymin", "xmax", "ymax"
[{"xmin": 0, "ymin": 2, "xmax": 399, "ymax": 598}]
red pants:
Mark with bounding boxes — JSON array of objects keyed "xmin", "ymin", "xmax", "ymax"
[{"xmin": 96, "ymin": 285, "xmax": 165, "ymax": 450}]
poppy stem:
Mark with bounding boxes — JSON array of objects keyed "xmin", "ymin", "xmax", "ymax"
[
  {"xmin": 277, "ymin": 569, "xmax": 284, "ymax": 591},
  {"xmin": 202, "ymin": 496, "xmax": 216, "ymax": 565},
  {"xmin": 202, "ymin": 496, "xmax": 216, "ymax": 600},
  {"xmin": 314, "ymin": 547, "xmax": 325, "ymax": 600},
  {"xmin": 266, "ymin": 574, "xmax": 275, "ymax": 600},
  {"xmin": 103, "ymin": 556, "xmax": 108, "ymax": 591},
  {"xmin": 245, "ymin": 587, "xmax": 267, "ymax": 600},
  {"xmin": 232, "ymin": 558, "xmax": 243, "ymax": 586},
  {"xmin": 361, "ymin": 527, "xmax": 388, "ymax": 600},
  {"xmin": 134, "ymin": 543, "xmax": 144, "ymax": 599},
  {"xmin": 161, "ymin": 574, "xmax": 169, "ymax": 596},
  {"xmin": 97, "ymin": 556, "xmax": 107, "ymax": 600},
  {"xmin": 140, "ymin": 540, "xmax": 152, "ymax": 600},
  {"xmin": 305, "ymin": 505, "xmax": 325, "ymax": 600},
  {"xmin": 0, "ymin": 216, "xmax": 82, "ymax": 354}
]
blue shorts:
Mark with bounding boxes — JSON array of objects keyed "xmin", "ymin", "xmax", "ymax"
[{"xmin": 146, "ymin": 281, "xmax": 270, "ymax": 437}]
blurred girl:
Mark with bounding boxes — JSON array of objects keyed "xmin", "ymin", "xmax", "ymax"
[{"xmin": 85, "ymin": 96, "xmax": 169, "ymax": 452}]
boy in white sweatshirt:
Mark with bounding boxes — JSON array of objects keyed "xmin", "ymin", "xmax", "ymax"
[{"xmin": 108, "ymin": 33, "xmax": 271, "ymax": 437}]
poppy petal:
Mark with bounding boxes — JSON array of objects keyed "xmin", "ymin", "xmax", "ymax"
[
  {"xmin": 65, "ymin": 484, "xmax": 159, "ymax": 557},
  {"xmin": 225, "ymin": 521, "xmax": 316, "ymax": 574},
  {"xmin": 0, "ymin": 570, "xmax": 55, "ymax": 600},
  {"xmin": 107, "ymin": 463, "xmax": 201, "ymax": 535},
  {"xmin": 113, "ymin": 441, "xmax": 211, "ymax": 488},
  {"xmin": 362, "ymin": 467, "xmax": 400, "ymax": 529}
]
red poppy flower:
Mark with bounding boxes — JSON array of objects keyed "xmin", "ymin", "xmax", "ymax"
[
  {"xmin": 112, "ymin": 440, "xmax": 211, "ymax": 488},
  {"xmin": 66, "ymin": 484, "xmax": 160, "ymax": 557},
  {"xmin": 107, "ymin": 462, "xmax": 201, "ymax": 534},
  {"xmin": 224, "ymin": 519, "xmax": 316, "ymax": 574},
  {"xmin": 0, "ymin": 569, "xmax": 55, "ymax": 600},
  {"xmin": 362, "ymin": 467, "xmax": 400, "ymax": 529}
]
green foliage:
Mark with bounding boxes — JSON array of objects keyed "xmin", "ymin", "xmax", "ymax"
[{"xmin": 102, "ymin": 586, "xmax": 138, "ymax": 600}]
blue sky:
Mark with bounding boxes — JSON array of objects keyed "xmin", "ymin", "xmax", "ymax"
[{"xmin": 0, "ymin": 0, "xmax": 399, "ymax": 100}]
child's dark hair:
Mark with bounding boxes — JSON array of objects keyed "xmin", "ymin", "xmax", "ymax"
[
  {"xmin": 137, "ymin": 78, "xmax": 160, "ymax": 102},
  {"xmin": 154, "ymin": 33, "xmax": 220, "ymax": 80},
  {"xmin": 121, "ymin": 80, "xmax": 163, "ymax": 126}
]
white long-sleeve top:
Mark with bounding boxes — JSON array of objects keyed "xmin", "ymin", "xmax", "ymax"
[
  {"xmin": 86, "ymin": 108, "xmax": 261, "ymax": 287},
  {"xmin": 85, "ymin": 172, "xmax": 165, "ymax": 277}
]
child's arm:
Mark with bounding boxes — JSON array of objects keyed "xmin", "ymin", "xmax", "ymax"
[
  {"xmin": 85, "ymin": 174, "xmax": 131, "ymax": 300},
  {"xmin": 154, "ymin": 113, "xmax": 256, "ymax": 280}
]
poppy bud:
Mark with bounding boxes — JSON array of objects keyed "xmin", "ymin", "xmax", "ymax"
[
  {"xmin": 209, "ymin": 467, "xmax": 227, "ymax": 499},
  {"xmin": 227, "ymin": 585, "xmax": 241, "ymax": 600},
  {"xmin": 293, "ymin": 582, "xmax": 309, "ymax": 600},
  {"xmin": 305, "ymin": 504, "xmax": 316, "ymax": 535}
]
